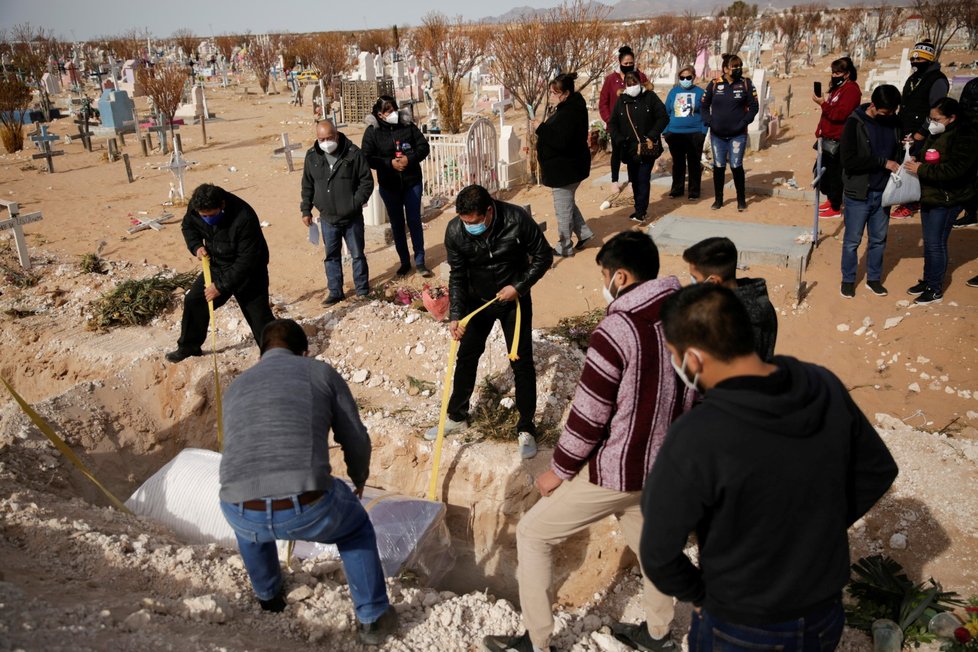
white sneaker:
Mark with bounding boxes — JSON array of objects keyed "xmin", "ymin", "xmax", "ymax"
[
  {"xmin": 424, "ymin": 417, "xmax": 466, "ymax": 441},
  {"xmin": 518, "ymin": 432, "xmax": 537, "ymax": 459}
]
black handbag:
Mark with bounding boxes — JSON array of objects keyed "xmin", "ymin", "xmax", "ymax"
[{"xmin": 626, "ymin": 103, "xmax": 663, "ymax": 159}]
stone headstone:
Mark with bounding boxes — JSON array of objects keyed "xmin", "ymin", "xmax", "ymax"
[
  {"xmin": 747, "ymin": 68, "xmax": 773, "ymax": 150},
  {"xmin": 97, "ymin": 88, "xmax": 136, "ymax": 133},
  {"xmin": 497, "ymin": 125, "xmax": 526, "ymax": 190},
  {"xmin": 357, "ymin": 52, "xmax": 376, "ymax": 81},
  {"xmin": 175, "ymin": 85, "xmax": 212, "ymax": 121},
  {"xmin": 41, "ymin": 72, "xmax": 61, "ymax": 96}
]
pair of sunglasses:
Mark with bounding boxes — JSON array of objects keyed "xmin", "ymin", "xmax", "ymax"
[{"xmin": 679, "ymin": 76, "xmax": 694, "ymax": 81}]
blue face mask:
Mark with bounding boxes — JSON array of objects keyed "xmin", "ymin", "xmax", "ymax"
[
  {"xmin": 201, "ymin": 210, "xmax": 224, "ymax": 225},
  {"xmin": 679, "ymin": 79, "xmax": 694, "ymax": 89},
  {"xmin": 464, "ymin": 221, "xmax": 487, "ymax": 236}
]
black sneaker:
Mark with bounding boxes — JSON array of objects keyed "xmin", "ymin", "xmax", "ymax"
[
  {"xmin": 629, "ymin": 212, "xmax": 647, "ymax": 222},
  {"xmin": 610, "ymin": 621, "xmax": 677, "ymax": 651},
  {"xmin": 866, "ymin": 280, "xmax": 888, "ymax": 296},
  {"xmin": 737, "ymin": 199, "xmax": 748, "ymax": 212},
  {"xmin": 668, "ymin": 189, "xmax": 684, "ymax": 198},
  {"xmin": 967, "ymin": 275, "xmax": 978, "ymax": 288},
  {"xmin": 710, "ymin": 199, "xmax": 723, "ymax": 210},
  {"xmin": 914, "ymin": 288, "xmax": 943, "ymax": 305},
  {"xmin": 417, "ymin": 265, "xmax": 435, "ymax": 278},
  {"xmin": 358, "ymin": 605, "xmax": 398, "ymax": 646},
  {"xmin": 165, "ymin": 347, "xmax": 203, "ymax": 363},
  {"xmin": 552, "ymin": 246, "xmax": 573, "ymax": 258},
  {"xmin": 395, "ymin": 263, "xmax": 412, "ymax": 277},
  {"xmin": 688, "ymin": 193, "xmax": 700, "ymax": 200},
  {"xmin": 574, "ymin": 234, "xmax": 594, "ymax": 250},
  {"xmin": 323, "ymin": 295, "xmax": 343, "ymax": 306},
  {"xmin": 258, "ymin": 591, "xmax": 286, "ymax": 613},
  {"xmin": 952, "ymin": 213, "xmax": 977, "ymax": 229},
  {"xmin": 840, "ymin": 282, "xmax": 855, "ymax": 298},
  {"xmin": 483, "ymin": 630, "xmax": 553, "ymax": 652},
  {"xmin": 906, "ymin": 280, "xmax": 928, "ymax": 296}
]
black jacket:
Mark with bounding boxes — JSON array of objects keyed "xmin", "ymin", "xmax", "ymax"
[
  {"xmin": 300, "ymin": 132, "xmax": 373, "ymax": 225},
  {"xmin": 609, "ymin": 85, "xmax": 669, "ymax": 164},
  {"xmin": 900, "ymin": 64, "xmax": 948, "ymax": 137},
  {"xmin": 361, "ymin": 109, "xmax": 430, "ymax": 191},
  {"xmin": 536, "ymin": 92, "xmax": 591, "ymax": 188},
  {"xmin": 640, "ymin": 356, "xmax": 897, "ymax": 626},
  {"xmin": 841, "ymin": 104, "xmax": 901, "ymax": 201},
  {"xmin": 444, "ymin": 200, "xmax": 553, "ymax": 321},
  {"xmin": 702, "ymin": 76, "xmax": 759, "ymax": 138},
  {"xmin": 732, "ymin": 277, "xmax": 778, "ymax": 362},
  {"xmin": 917, "ymin": 118, "xmax": 978, "ymax": 208},
  {"xmin": 181, "ymin": 192, "xmax": 270, "ymax": 295}
]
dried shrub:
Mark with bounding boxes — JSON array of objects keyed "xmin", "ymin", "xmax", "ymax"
[
  {"xmin": 245, "ymin": 34, "xmax": 278, "ymax": 94},
  {"xmin": 468, "ymin": 373, "xmax": 561, "ymax": 446},
  {"xmin": 0, "ymin": 77, "xmax": 33, "ymax": 153},
  {"xmin": 87, "ymin": 271, "xmax": 196, "ymax": 331},
  {"xmin": 1, "ymin": 263, "xmax": 41, "ymax": 288},
  {"xmin": 550, "ymin": 308, "xmax": 605, "ymax": 352},
  {"xmin": 138, "ymin": 63, "xmax": 187, "ymax": 143},
  {"xmin": 80, "ymin": 252, "xmax": 107, "ymax": 274}
]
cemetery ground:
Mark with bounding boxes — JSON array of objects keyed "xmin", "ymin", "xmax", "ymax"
[{"xmin": 1, "ymin": 38, "xmax": 978, "ymax": 650}]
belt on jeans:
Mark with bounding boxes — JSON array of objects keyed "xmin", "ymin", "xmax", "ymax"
[{"xmin": 241, "ymin": 490, "xmax": 324, "ymax": 511}]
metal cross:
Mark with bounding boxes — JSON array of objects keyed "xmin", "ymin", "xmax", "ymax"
[{"xmin": 160, "ymin": 146, "xmax": 192, "ymax": 200}]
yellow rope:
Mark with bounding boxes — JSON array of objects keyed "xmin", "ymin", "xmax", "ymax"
[
  {"xmin": 427, "ymin": 294, "xmax": 522, "ymax": 501},
  {"xmin": 201, "ymin": 256, "xmax": 224, "ymax": 451},
  {"xmin": 1, "ymin": 377, "xmax": 132, "ymax": 514}
]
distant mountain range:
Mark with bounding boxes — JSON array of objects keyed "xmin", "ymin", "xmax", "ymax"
[{"xmin": 485, "ymin": 0, "xmax": 874, "ymax": 22}]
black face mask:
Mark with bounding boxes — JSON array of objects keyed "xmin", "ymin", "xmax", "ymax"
[
  {"xmin": 620, "ymin": 64, "xmax": 635, "ymax": 75},
  {"xmin": 830, "ymin": 76, "xmax": 845, "ymax": 89},
  {"xmin": 730, "ymin": 68, "xmax": 743, "ymax": 81},
  {"xmin": 911, "ymin": 61, "xmax": 931, "ymax": 75}
]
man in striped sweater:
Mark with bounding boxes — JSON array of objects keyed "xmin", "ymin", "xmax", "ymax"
[{"xmin": 484, "ymin": 232, "xmax": 694, "ymax": 652}]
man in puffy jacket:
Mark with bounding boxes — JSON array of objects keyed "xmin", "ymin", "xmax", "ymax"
[
  {"xmin": 166, "ymin": 184, "xmax": 274, "ymax": 363},
  {"xmin": 424, "ymin": 185, "xmax": 553, "ymax": 459},
  {"xmin": 301, "ymin": 120, "xmax": 374, "ymax": 305}
]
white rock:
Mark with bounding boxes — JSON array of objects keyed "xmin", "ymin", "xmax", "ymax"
[
  {"xmin": 945, "ymin": 386, "xmax": 955, "ymax": 395},
  {"xmin": 351, "ymin": 369, "xmax": 369, "ymax": 384},
  {"xmin": 180, "ymin": 595, "xmax": 230, "ymax": 623},
  {"xmin": 123, "ymin": 609, "xmax": 152, "ymax": 630},
  {"xmin": 405, "ymin": 312, "xmax": 420, "ymax": 324},
  {"xmin": 883, "ymin": 316, "xmax": 904, "ymax": 330},
  {"xmin": 896, "ymin": 300, "xmax": 910, "ymax": 307},
  {"xmin": 414, "ymin": 343, "xmax": 426, "ymax": 355},
  {"xmin": 500, "ymin": 397, "xmax": 516, "ymax": 409},
  {"xmin": 288, "ymin": 585, "xmax": 314, "ymax": 603},
  {"xmin": 862, "ymin": 316, "xmax": 873, "ymax": 327},
  {"xmin": 889, "ymin": 533, "xmax": 908, "ymax": 550},
  {"xmin": 916, "ymin": 356, "xmax": 930, "ymax": 364},
  {"xmin": 854, "ymin": 326, "xmax": 868, "ymax": 336},
  {"xmin": 836, "ymin": 324, "xmax": 850, "ymax": 332},
  {"xmin": 908, "ymin": 383, "xmax": 920, "ymax": 393}
]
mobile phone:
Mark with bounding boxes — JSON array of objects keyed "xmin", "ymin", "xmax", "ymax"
[{"xmin": 814, "ymin": 81, "xmax": 822, "ymax": 97}]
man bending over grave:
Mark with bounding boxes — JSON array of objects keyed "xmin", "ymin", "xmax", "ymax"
[
  {"xmin": 301, "ymin": 119, "xmax": 374, "ymax": 305},
  {"xmin": 166, "ymin": 183, "xmax": 275, "ymax": 363}
]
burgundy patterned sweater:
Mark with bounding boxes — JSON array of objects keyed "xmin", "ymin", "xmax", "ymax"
[{"xmin": 552, "ymin": 276, "xmax": 694, "ymax": 492}]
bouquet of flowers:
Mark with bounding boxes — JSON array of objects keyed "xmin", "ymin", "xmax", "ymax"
[
  {"xmin": 421, "ymin": 284, "xmax": 449, "ymax": 322},
  {"xmin": 938, "ymin": 597, "xmax": 978, "ymax": 651}
]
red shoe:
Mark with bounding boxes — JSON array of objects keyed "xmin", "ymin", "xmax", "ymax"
[
  {"xmin": 820, "ymin": 207, "xmax": 842, "ymax": 218},
  {"xmin": 818, "ymin": 200, "xmax": 832, "ymax": 211},
  {"xmin": 890, "ymin": 205, "xmax": 914, "ymax": 219}
]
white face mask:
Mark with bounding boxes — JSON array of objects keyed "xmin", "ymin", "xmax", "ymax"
[
  {"xmin": 670, "ymin": 349, "xmax": 702, "ymax": 394},
  {"xmin": 688, "ymin": 275, "xmax": 698, "ymax": 285},
  {"xmin": 624, "ymin": 84, "xmax": 641, "ymax": 97},
  {"xmin": 927, "ymin": 120, "xmax": 946, "ymax": 135},
  {"xmin": 603, "ymin": 270, "xmax": 622, "ymax": 304},
  {"xmin": 384, "ymin": 111, "xmax": 399, "ymax": 125},
  {"xmin": 319, "ymin": 139, "xmax": 338, "ymax": 153}
]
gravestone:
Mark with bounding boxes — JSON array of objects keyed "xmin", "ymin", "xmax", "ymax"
[
  {"xmin": 97, "ymin": 88, "xmax": 136, "ymax": 133},
  {"xmin": 497, "ymin": 125, "xmax": 526, "ymax": 190},
  {"xmin": 0, "ymin": 201, "xmax": 44, "ymax": 269},
  {"xmin": 41, "ymin": 72, "xmax": 61, "ymax": 96},
  {"xmin": 175, "ymin": 85, "xmax": 212, "ymax": 121},
  {"xmin": 747, "ymin": 69, "xmax": 774, "ymax": 151},
  {"xmin": 364, "ymin": 184, "xmax": 389, "ymax": 227},
  {"xmin": 357, "ymin": 52, "xmax": 376, "ymax": 81}
]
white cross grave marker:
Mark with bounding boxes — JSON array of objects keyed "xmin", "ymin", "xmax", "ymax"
[
  {"xmin": 127, "ymin": 211, "xmax": 176, "ymax": 234},
  {"xmin": 160, "ymin": 146, "xmax": 192, "ymax": 201},
  {"xmin": 0, "ymin": 201, "xmax": 44, "ymax": 270},
  {"xmin": 273, "ymin": 133, "xmax": 304, "ymax": 173}
]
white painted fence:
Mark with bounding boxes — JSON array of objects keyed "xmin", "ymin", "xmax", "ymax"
[{"xmin": 422, "ymin": 117, "xmax": 499, "ymax": 199}]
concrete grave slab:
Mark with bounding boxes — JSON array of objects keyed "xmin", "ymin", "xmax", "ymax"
[{"xmin": 647, "ymin": 214, "xmax": 813, "ymax": 271}]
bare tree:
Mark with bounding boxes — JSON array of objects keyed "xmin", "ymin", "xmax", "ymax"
[
  {"xmin": 652, "ymin": 13, "xmax": 722, "ymax": 79},
  {"xmin": 720, "ymin": 1, "xmax": 760, "ymax": 54},
  {"xmin": 0, "ymin": 77, "xmax": 33, "ymax": 152},
  {"xmin": 961, "ymin": 0, "xmax": 978, "ymax": 51},
  {"xmin": 913, "ymin": 0, "xmax": 964, "ymax": 58},
  {"xmin": 358, "ymin": 29, "xmax": 392, "ymax": 55},
  {"xmin": 294, "ymin": 33, "xmax": 352, "ymax": 87},
  {"xmin": 276, "ymin": 31, "xmax": 300, "ymax": 69},
  {"xmin": 101, "ymin": 29, "xmax": 144, "ymax": 60},
  {"xmin": 542, "ymin": 0, "xmax": 613, "ymax": 92},
  {"xmin": 171, "ymin": 28, "xmax": 199, "ymax": 61},
  {"xmin": 8, "ymin": 23, "xmax": 60, "ymax": 120},
  {"xmin": 213, "ymin": 34, "xmax": 240, "ymax": 67},
  {"xmin": 414, "ymin": 13, "xmax": 489, "ymax": 134},
  {"xmin": 830, "ymin": 9, "xmax": 860, "ymax": 55},
  {"xmin": 858, "ymin": 1, "xmax": 904, "ymax": 61},
  {"xmin": 766, "ymin": 5, "xmax": 822, "ymax": 75},
  {"xmin": 245, "ymin": 34, "xmax": 276, "ymax": 94},
  {"xmin": 138, "ymin": 63, "xmax": 185, "ymax": 143}
]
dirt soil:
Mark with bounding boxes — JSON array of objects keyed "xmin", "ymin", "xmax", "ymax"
[{"xmin": 1, "ymin": 36, "xmax": 977, "ymax": 651}]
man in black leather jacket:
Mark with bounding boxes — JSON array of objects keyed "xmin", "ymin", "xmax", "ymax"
[
  {"xmin": 425, "ymin": 185, "xmax": 553, "ymax": 459},
  {"xmin": 166, "ymin": 184, "xmax": 275, "ymax": 363}
]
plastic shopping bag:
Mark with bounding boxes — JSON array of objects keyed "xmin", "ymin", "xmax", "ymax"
[{"xmin": 881, "ymin": 143, "xmax": 921, "ymax": 207}]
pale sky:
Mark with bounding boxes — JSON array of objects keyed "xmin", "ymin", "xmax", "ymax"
[{"xmin": 1, "ymin": 0, "xmax": 560, "ymax": 42}]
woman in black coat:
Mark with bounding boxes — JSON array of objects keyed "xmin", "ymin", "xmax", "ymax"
[
  {"xmin": 361, "ymin": 95, "xmax": 433, "ymax": 277},
  {"xmin": 536, "ymin": 73, "xmax": 594, "ymax": 257},
  {"xmin": 608, "ymin": 71, "xmax": 669, "ymax": 222}
]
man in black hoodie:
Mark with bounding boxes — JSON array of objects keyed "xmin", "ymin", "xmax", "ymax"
[
  {"xmin": 167, "ymin": 184, "xmax": 275, "ymax": 363},
  {"xmin": 301, "ymin": 119, "xmax": 374, "ymax": 305},
  {"xmin": 641, "ymin": 284, "xmax": 897, "ymax": 651}
]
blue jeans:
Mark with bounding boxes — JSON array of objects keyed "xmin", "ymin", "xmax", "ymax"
[
  {"xmin": 379, "ymin": 182, "xmax": 425, "ymax": 268},
  {"xmin": 689, "ymin": 600, "xmax": 845, "ymax": 651},
  {"xmin": 711, "ymin": 134, "xmax": 747, "ymax": 168},
  {"xmin": 841, "ymin": 190, "xmax": 889, "ymax": 283},
  {"xmin": 626, "ymin": 159, "xmax": 655, "ymax": 214},
  {"xmin": 220, "ymin": 480, "xmax": 389, "ymax": 624},
  {"xmin": 921, "ymin": 205, "xmax": 960, "ymax": 292},
  {"xmin": 321, "ymin": 218, "xmax": 369, "ymax": 299}
]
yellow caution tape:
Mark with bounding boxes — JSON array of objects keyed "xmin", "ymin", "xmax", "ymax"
[
  {"xmin": 1, "ymin": 377, "xmax": 132, "ymax": 514},
  {"xmin": 201, "ymin": 256, "xmax": 224, "ymax": 451},
  {"xmin": 427, "ymin": 294, "xmax": 521, "ymax": 501}
]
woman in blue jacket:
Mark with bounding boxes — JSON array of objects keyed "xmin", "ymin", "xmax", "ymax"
[{"xmin": 663, "ymin": 65, "xmax": 708, "ymax": 200}]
